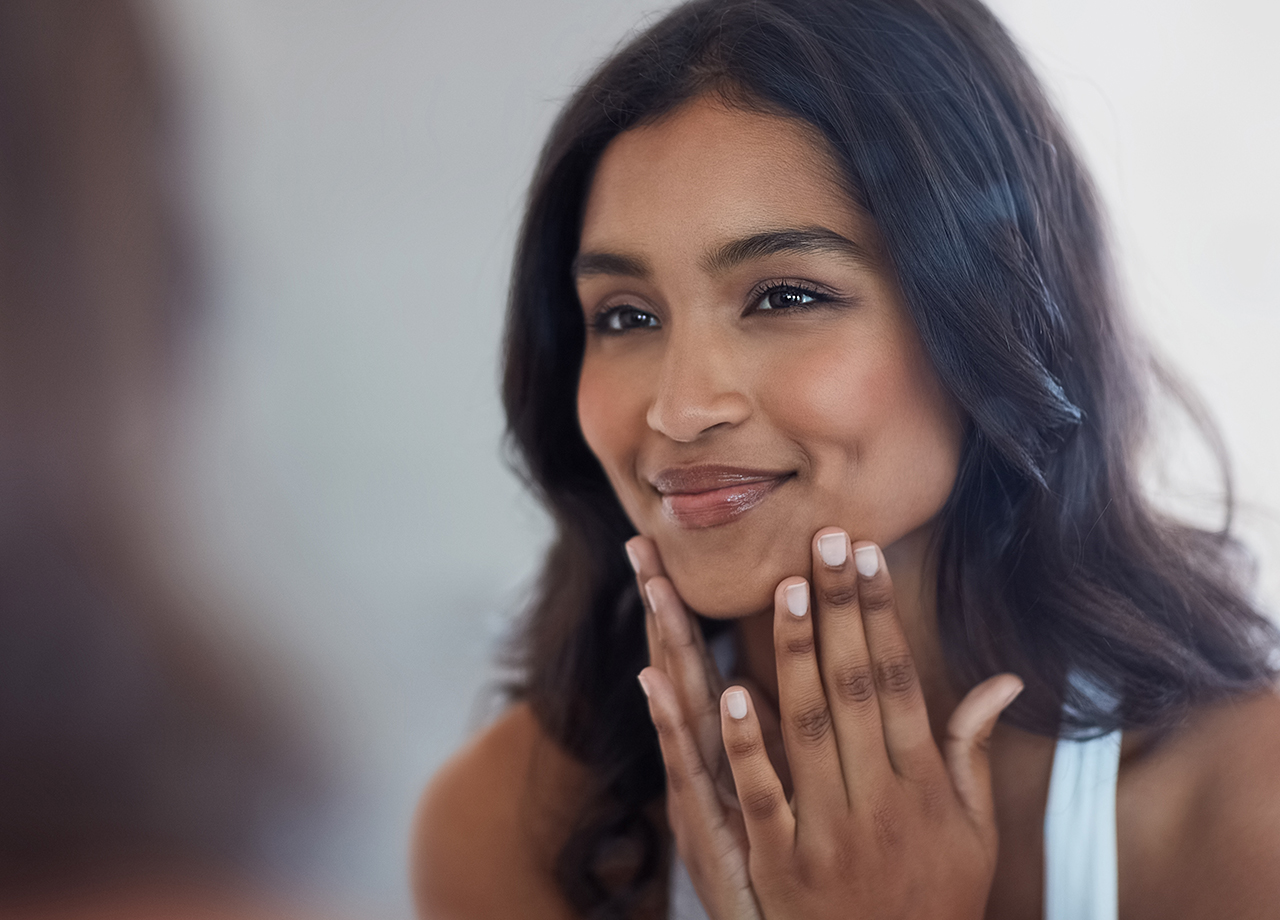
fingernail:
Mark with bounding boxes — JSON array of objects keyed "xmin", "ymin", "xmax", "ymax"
[
  {"xmin": 638, "ymin": 672, "xmax": 652, "ymax": 698},
  {"xmin": 625, "ymin": 543, "xmax": 641, "ymax": 574},
  {"xmin": 817, "ymin": 532, "xmax": 847, "ymax": 567},
  {"xmin": 1002, "ymin": 680, "xmax": 1025, "ymax": 708},
  {"xmin": 784, "ymin": 582, "xmax": 808, "ymax": 617},
  {"xmin": 725, "ymin": 688, "xmax": 748, "ymax": 720},
  {"xmin": 854, "ymin": 545, "xmax": 879, "ymax": 578},
  {"xmin": 644, "ymin": 580, "xmax": 658, "ymax": 611}
]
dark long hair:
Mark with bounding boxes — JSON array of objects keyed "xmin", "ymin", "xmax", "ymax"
[{"xmin": 501, "ymin": 0, "xmax": 1278, "ymax": 915}]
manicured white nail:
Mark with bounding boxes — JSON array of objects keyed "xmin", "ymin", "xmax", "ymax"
[
  {"xmin": 637, "ymin": 672, "xmax": 652, "ymax": 698},
  {"xmin": 817, "ymin": 532, "xmax": 847, "ymax": 567},
  {"xmin": 784, "ymin": 582, "xmax": 808, "ymax": 617},
  {"xmin": 625, "ymin": 543, "xmax": 641, "ymax": 574},
  {"xmin": 854, "ymin": 545, "xmax": 879, "ymax": 578},
  {"xmin": 725, "ymin": 689, "xmax": 748, "ymax": 720},
  {"xmin": 644, "ymin": 580, "xmax": 658, "ymax": 611}
]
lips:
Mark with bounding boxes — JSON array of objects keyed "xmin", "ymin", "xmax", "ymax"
[{"xmin": 649, "ymin": 466, "xmax": 792, "ymax": 529}]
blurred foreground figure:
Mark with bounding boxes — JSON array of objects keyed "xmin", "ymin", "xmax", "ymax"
[{"xmin": 0, "ymin": 3, "xmax": 327, "ymax": 916}]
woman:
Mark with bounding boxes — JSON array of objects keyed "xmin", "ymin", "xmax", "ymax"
[{"xmin": 414, "ymin": 0, "xmax": 1280, "ymax": 917}]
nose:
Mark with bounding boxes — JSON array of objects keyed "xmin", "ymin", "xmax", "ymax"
[{"xmin": 645, "ymin": 324, "xmax": 751, "ymax": 442}]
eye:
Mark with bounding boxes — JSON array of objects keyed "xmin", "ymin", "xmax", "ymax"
[
  {"xmin": 592, "ymin": 304, "xmax": 661, "ymax": 334},
  {"xmin": 751, "ymin": 283, "xmax": 828, "ymax": 312}
]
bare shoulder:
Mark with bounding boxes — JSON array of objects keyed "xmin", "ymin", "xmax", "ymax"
[
  {"xmin": 412, "ymin": 701, "xmax": 588, "ymax": 920},
  {"xmin": 1120, "ymin": 685, "xmax": 1280, "ymax": 920}
]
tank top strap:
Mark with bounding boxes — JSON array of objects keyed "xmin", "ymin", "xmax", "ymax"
[{"xmin": 1043, "ymin": 729, "xmax": 1122, "ymax": 920}]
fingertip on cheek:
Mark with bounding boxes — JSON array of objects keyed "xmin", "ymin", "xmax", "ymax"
[
  {"xmin": 638, "ymin": 670, "xmax": 653, "ymax": 699},
  {"xmin": 625, "ymin": 542, "xmax": 641, "ymax": 574},
  {"xmin": 817, "ymin": 531, "xmax": 848, "ymax": 567},
  {"xmin": 854, "ymin": 544, "xmax": 880, "ymax": 578}
]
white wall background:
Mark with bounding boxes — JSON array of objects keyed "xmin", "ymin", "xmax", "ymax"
[{"xmin": 147, "ymin": 1, "xmax": 1279, "ymax": 915}]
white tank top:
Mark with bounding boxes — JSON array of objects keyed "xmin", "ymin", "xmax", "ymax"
[{"xmin": 668, "ymin": 729, "xmax": 1123, "ymax": 920}]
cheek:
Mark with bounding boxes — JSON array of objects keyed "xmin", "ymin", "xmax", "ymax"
[
  {"xmin": 764, "ymin": 334, "xmax": 962, "ymax": 536},
  {"xmin": 759, "ymin": 335, "xmax": 895, "ymax": 452},
  {"xmin": 576, "ymin": 357, "xmax": 643, "ymax": 490}
]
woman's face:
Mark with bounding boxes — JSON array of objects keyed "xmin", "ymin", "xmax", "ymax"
[{"xmin": 575, "ymin": 96, "xmax": 964, "ymax": 619}]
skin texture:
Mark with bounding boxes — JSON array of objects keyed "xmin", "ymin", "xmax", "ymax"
[
  {"xmin": 412, "ymin": 97, "xmax": 1280, "ymax": 919},
  {"xmin": 574, "ymin": 96, "xmax": 964, "ymax": 625}
]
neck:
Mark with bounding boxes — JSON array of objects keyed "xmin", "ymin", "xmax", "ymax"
[{"xmin": 733, "ymin": 522, "xmax": 961, "ymax": 744}]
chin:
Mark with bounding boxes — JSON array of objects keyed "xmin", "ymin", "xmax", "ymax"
[
  {"xmin": 674, "ymin": 578, "xmax": 774, "ymax": 620},
  {"xmin": 657, "ymin": 537, "xmax": 805, "ymax": 620}
]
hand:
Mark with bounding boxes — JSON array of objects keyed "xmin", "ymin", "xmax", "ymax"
[
  {"xmin": 634, "ymin": 528, "xmax": 1023, "ymax": 920},
  {"xmin": 628, "ymin": 535, "xmax": 772, "ymax": 919}
]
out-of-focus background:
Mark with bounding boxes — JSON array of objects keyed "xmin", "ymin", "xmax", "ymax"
[{"xmin": 125, "ymin": 0, "xmax": 1280, "ymax": 915}]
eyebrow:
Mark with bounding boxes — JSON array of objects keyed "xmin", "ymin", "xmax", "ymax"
[
  {"xmin": 571, "ymin": 226, "xmax": 876, "ymax": 282},
  {"xmin": 570, "ymin": 250, "xmax": 651, "ymax": 280},
  {"xmin": 702, "ymin": 226, "xmax": 877, "ymax": 274}
]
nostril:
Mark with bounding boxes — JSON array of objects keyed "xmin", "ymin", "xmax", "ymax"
[
  {"xmin": 646, "ymin": 394, "xmax": 750, "ymax": 442},
  {"xmin": 644, "ymin": 334, "xmax": 751, "ymax": 440}
]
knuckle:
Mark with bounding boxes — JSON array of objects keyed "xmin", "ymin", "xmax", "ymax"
[
  {"xmin": 674, "ymin": 628, "xmax": 700, "ymax": 652},
  {"xmin": 819, "ymin": 836, "xmax": 858, "ymax": 877},
  {"xmin": 739, "ymin": 786, "xmax": 783, "ymax": 821},
  {"xmin": 662, "ymin": 745, "xmax": 710, "ymax": 796},
  {"xmin": 663, "ymin": 761, "xmax": 686, "ymax": 793},
  {"xmin": 833, "ymin": 663, "xmax": 877, "ymax": 705},
  {"xmin": 792, "ymin": 855, "xmax": 824, "ymax": 890},
  {"xmin": 791, "ymin": 701, "xmax": 833, "ymax": 744},
  {"xmin": 725, "ymin": 731, "xmax": 765, "ymax": 761},
  {"xmin": 819, "ymin": 582, "xmax": 860, "ymax": 609},
  {"xmin": 914, "ymin": 774, "xmax": 950, "ymax": 822},
  {"xmin": 869, "ymin": 795, "xmax": 904, "ymax": 851},
  {"xmin": 859, "ymin": 582, "xmax": 896, "ymax": 617},
  {"xmin": 660, "ymin": 629, "xmax": 695, "ymax": 655},
  {"xmin": 693, "ymin": 698, "xmax": 720, "ymax": 724},
  {"xmin": 651, "ymin": 715, "xmax": 677, "ymax": 740},
  {"xmin": 651, "ymin": 707, "xmax": 688, "ymax": 741},
  {"xmin": 875, "ymin": 656, "xmax": 918, "ymax": 697},
  {"xmin": 794, "ymin": 836, "xmax": 855, "ymax": 886},
  {"xmin": 783, "ymin": 633, "xmax": 815, "ymax": 657},
  {"xmin": 683, "ymin": 748, "xmax": 711, "ymax": 782}
]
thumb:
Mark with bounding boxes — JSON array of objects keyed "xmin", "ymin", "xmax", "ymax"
[{"xmin": 944, "ymin": 674, "xmax": 1023, "ymax": 839}]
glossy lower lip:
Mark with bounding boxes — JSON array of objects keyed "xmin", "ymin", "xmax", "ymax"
[{"xmin": 657, "ymin": 472, "xmax": 791, "ymax": 529}]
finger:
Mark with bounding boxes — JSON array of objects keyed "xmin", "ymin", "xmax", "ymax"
[
  {"xmin": 645, "ymin": 606, "xmax": 663, "ymax": 670},
  {"xmin": 646, "ymin": 576, "xmax": 724, "ymax": 775},
  {"xmin": 809, "ymin": 528, "xmax": 891, "ymax": 788},
  {"xmin": 944, "ymin": 674, "xmax": 1023, "ymax": 841},
  {"xmin": 629, "ymin": 537, "xmax": 723, "ymax": 691},
  {"xmin": 851, "ymin": 541, "xmax": 943, "ymax": 779},
  {"xmin": 771, "ymin": 576, "xmax": 846, "ymax": 815},
  {"xmin": 626, "ymin": 538, "xmax": 667, "ymax": 673},
  {"xmin": 629, "ymin": 537, "xmax": 737, "ymax": 809},
  {"xmin": 640, "ymin": 667, "xmax": 749, "ymax": 896},
  {"xmin": 736, "ymin": 676, "xmax": 792, "ymax": 796},
  {"xmin": 721, "ymin": 685, "xmax": 794, "ymax": 862},
  {"xmin": 630, "ymin": 536, "xmax": 723, "ymax": 685}
]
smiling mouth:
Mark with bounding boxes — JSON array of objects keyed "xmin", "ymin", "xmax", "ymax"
[{"xmin": 650, "ymin": 466, "xmax": 793, "ymax": 529}]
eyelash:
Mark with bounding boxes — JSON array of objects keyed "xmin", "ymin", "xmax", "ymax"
[
  {"xmin": 588, "ymin": 280, "xmax": 835, "ymax": 335},
  {"xmin": 745, "ymin": 279, "xmax": 832, "ymax": 313}
]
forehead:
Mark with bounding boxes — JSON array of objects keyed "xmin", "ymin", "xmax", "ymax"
[{"xmin": 580, "ymin": 96, "xmax": 868, "ymax": 250}]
